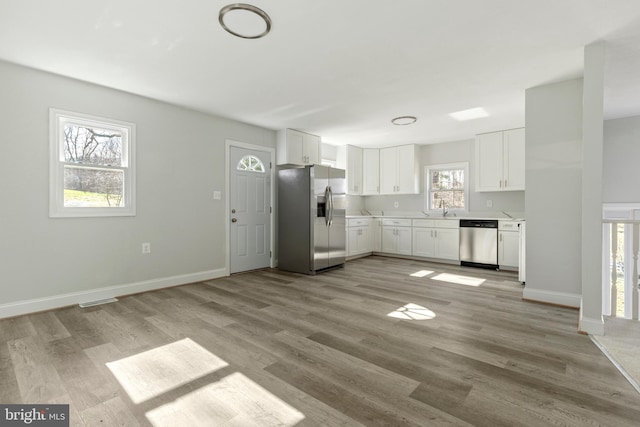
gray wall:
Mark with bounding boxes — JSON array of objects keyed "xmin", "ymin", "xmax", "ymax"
[
  {"xmin": 364, "ymin": 139, "xmax": 525, "ymax": 214},
  {"xmin": 0, "ymin": 60, "xmax": 275, "ymax": 310},
  {"xmin": 603, "ymin": 115, "xmax": 640, "ymax": 202},
  {"xmin": 524, "ymin": 78, "xmax": 583, "ymax": 307}
]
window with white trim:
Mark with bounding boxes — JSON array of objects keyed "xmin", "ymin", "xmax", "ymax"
[
  {"xmin": 49, "ymin": 109, "xmax": 136, "ymax": 217},
  {"xmin": 425, "ymin": 162, "xmax": 468, "ymax": 212}
]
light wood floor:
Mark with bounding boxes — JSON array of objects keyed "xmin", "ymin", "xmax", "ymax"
[{"xmin": 2, "ymin": 256, "xmax": 640, "ymax": 426}]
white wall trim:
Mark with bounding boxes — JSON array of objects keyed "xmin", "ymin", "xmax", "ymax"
[
  {"xmin": 523, "ymin": 288, "xmax": 581, "ymax": 308},
  {"xmin": 0, "ymin": 268, "xmax": 227, "ymax": 319},
  {"xmin": 579, "ymin": 313, "xmax": 605, "ymax": 335}
]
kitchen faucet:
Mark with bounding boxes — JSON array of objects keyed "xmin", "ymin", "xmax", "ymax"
[{"xmin": 440, "ymin": 200, "xmax": 448, "ymax": 217}]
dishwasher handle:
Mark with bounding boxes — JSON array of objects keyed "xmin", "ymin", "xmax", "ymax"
[{"xmin": 459, "ymin": 219, "xmax": 498, "ymax": 228}]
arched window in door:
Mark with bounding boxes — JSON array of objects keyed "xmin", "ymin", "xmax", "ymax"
[{"xmin": 237, "ymin": 155, "xmax": 265, "ymax": 173}]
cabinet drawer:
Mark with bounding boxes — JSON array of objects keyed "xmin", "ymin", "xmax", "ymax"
[
  {"xmin": 348, "ymin": 218, "xmax": 370, "ymax": 227},
  {"xmin": 382, "ymin": 218, "xmax": 412, "ymax": 227},
  {"xmin": 412, "ymin": 219, "xmax": 434, "ymax": 228},
  {"xmin": 498, "ymin": 220, "xmax": 520, "ymax": 231},
  {"xmin": 433, "ymin": 219, "xmax": 459, "ymax": 229}
]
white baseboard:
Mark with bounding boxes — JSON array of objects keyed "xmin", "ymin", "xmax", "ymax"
[
  {"xmin": 579, "ymin": 309, "xmax": 605, "ymax": 335},
  {"xmin": 522, "ymin": 287, "xmax": 581, "ymax": 308},
  {"xmin": 0, "ymin": 268, "xmax": 228, "ymax": 319}
]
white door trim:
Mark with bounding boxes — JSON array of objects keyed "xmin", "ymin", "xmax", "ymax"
[{"xmin": 225, "ymin": 140, "xmax": 276, "ymax": 274}]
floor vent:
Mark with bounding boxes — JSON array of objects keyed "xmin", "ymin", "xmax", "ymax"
[{"xmin": 79, "ymin": 297, "xmax": 118, "ymax": 308}]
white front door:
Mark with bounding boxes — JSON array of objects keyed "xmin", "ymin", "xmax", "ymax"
[{"xmin": 229, "ymin": 146, "xmax": 271, "ymax": 273}]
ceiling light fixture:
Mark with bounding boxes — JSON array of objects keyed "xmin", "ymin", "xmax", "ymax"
[
  {"xmin": 449, "ymin": 107, "xmax": 489, "ymax": 121},
  {"xmin": 391, "ymin": 116, "xmax": 417, "ymax": 126},
  {"xmin": 219, "ymin": 3, "xmax": 272, "ymax": 39}
]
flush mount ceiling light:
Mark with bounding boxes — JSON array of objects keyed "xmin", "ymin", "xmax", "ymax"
[
  {"xmin": 391, "ymin": 116, "xmax": 417, "ymax": 126},
  {"xmin": 219, "ymin": 3, "xmax": 272, "ymax": 39},
  {"xmin": 449, "ymin": 107, "xmax": 489, "ymax": 121}
]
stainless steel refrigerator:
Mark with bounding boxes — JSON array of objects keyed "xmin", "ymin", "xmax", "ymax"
[{"xmin": 278, "ymin": 165, "xmax": 346, "ymax": 274}]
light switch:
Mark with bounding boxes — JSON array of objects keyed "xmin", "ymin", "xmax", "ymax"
[
  {"xmin": 213, "ymin": 191, "xmax": 222, "ymax": 200},
  {"xmin": 486, "ymin": 200, "xmax": 493, "ymax": 208}
]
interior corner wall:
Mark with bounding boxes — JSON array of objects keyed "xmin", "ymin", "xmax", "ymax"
[
  {"xmin": 0, "ymin": 60, "xmax": 276, "ymax": 317},
  {"xmin": 524, "ymin": 78, "xmax": 583, "ymax": 307}
]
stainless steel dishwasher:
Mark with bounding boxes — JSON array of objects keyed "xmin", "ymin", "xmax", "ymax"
[{"xmin": 459, "ymin": 219, "xmax": 498, "ymax": 269}]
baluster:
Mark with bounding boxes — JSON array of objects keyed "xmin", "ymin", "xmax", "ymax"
[
  {"xmin": 633, "ymin": 223, "xmax": 639, "ymax": 321},
  {"xmin": 611, "ymin": 222, "xmax": 618, "ymax": 317}
]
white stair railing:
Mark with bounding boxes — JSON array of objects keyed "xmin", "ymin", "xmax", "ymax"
[{"xmin": 603, "ymin": 220, "xmax": 640, "ymax": 319}]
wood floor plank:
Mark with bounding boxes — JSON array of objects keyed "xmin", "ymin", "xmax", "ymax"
[
  {"xmin": 29, "ymin": 311, "xmax": 71, "ymax": 342},
  {"xmin": 0, "ymin": 342, "xmax": 21, "ymax": 403}
]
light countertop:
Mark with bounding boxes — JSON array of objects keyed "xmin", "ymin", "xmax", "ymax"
[{"xmin": 346, "ymin": 211, "xmax": 525, "ymax": 221}]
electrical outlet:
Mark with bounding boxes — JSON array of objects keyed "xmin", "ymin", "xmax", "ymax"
[
  {"xmin": 394, "ymin": 201, "xmax": 399, "ymax": 208},
  {"xmin": 142, "ymin": 242, "xmax": 151, "ymax": 254},
  {"xmin": 486, "ymin": 200, "xmax": 493, "ymax": 208}
]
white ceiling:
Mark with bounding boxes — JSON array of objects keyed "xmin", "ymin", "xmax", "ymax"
[{"xmin": 1, "ymin": 0, "xmax": 639, "ymax": 147}]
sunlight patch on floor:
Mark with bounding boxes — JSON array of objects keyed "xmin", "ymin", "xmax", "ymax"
[
  {"xmin": 106, "ymin": 338, "xmax": 228, "ymax": 404},
  {"xmin": 432, "ymin": 273, "xmax": 486, "ymax": 287},
  {"xmin": 107, "ymin": 338, "xmax": 306, "ymax": 426},
  {"xmin": 409, "ymin": 270, "xmax": 434, "ymax": 277},
  {"xmin": 145, "ymin": 372, "xmax": 305, "ymax": 427},
  {"xmin": 387, "ymin": 303, "xmax": 436, "ymax": 320}
]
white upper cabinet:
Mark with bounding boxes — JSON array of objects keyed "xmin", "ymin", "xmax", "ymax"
[
  {"xmin": 276, "ymin": 129, "xmax": 320, "ymax": 166},
  {"xmin": 346, "ymin": 145, "xmax": 363, "ymax": 195},
  {"xmin": 475, "ymin": 128, "xmax": 525, "ymax": 192},
  {"xmin": 362, "ymin": 148, "xmax": 380, "ymax": 195},
  {"xmin": 379, "ymin": 144, "xmax": 419, "ymax": 194},
  {"xmin": 503, "ymin": 128, "xmax": 525, "ymax": 190}
]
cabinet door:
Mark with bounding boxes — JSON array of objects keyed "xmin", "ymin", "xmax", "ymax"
[
  {"xmin": 396, "ymin": 145, "xmax": 418, "ymax": 194},
  {"xmin": 397, "ymin": 227, "xmax": 412, "ymax": 255},
  {"xmin": 359, "ymin": 226, "xmax": 371, "ymax": 254},
  {"xmin": 303, "ymin": 133, "xmax": 320, "ymax": 165},
  {"xmin": 435, "ymin": 228, "xmax": 460, "ymax": 261},
  {"xmin": 499, "ymin": 231, "xmax": 519, "ymax": 267},
  {"xmin": 347, "ymin": 228, "xmax": 359, "ymax": 256},
  {"xmin": 503, "ymin": 128, "xmax": 525, "ymax": 190},
  {"xmin": 412, "ymin": 228, "xmax": 436, "ymax": 258},
  {"xmin": 346, "ymin": 145, "xmax": 363, "ymax": 194},
  {"xmin": 476, "ymin": 132, "xmax": 503, "ymax": 192},
  {"xmin": 381, "ymin": 226, "xmax": 397, "ymax": 253},
  {"xmin": 379, "ymin": 147, "xmax": 397, "ymax": 194},
  {"xmin": 371, "ymin": 218, "xmax": 382, "ymax": 252},
  {"xmin": 363, "ymin": 148, "xmax": 380, "ymax": 194}
]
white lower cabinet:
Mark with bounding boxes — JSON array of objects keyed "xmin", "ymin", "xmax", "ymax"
[
  {"xmin": 381, "ymin": 219, "xmax": 412, "ymax": 255},
  {"xmin": 347, "ymin": 218, "xmax": 371, "ymax": 257},
  {"xmin": 412, "ymin": 219, "xmax": 460, "ymax": 261},
  {"xmin": 498, "ymin": 221, "xmax": 520, "ymax": 268},
  {"xmin": 348, "ymin": 227, "xmax": 370, "ymax": 256}
]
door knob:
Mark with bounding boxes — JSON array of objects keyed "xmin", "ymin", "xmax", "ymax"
[
  {"xmin": 231, "ymin": 218, "xmax": 237, "ymax": 223},
  {"xmin": 231, "ymin": 209, "xmax": 236, "ymax": 213}
]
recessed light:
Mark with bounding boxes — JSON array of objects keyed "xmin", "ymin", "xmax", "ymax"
[
  {"xmin": 391, "ymin": 116, "xmax": 417, "ymax": 126},
  {"xmin": 219, "ymin": 3, "xmax": 272, "ymax": 39},
  {"xmin": 449, "ymin": 107, "xmax": 489, "ymax": 121}
]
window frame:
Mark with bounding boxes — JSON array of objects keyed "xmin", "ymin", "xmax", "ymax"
[
  {"xmin": 237, "ymin": 154, "xmax": 266, "ymax": 173},
  {"xmin": 49, "ymin": 108, "xmax": 136, "ymax": 218},
  {"xmin": 424, "ymin": 162, "xmax": 469, "ymax": 213}
]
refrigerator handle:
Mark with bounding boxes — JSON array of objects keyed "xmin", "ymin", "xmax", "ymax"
[
  {"xmin": 328, "ymin": 186, "xmax": 334, "ymax": 227},
  {"xmin": 324, "ymin": 186, "xmax": 331, "ymax": 226}
]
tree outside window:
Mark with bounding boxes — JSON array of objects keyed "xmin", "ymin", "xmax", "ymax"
[
  {"xmin": 426, "ymin": 163, "xmax": 468, "ymax": 212},
  {"xmin": 50, "ymin": 109, "xmax": 136, "ymax": 217}
]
